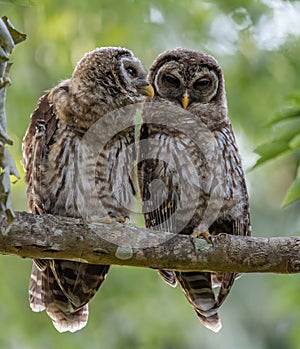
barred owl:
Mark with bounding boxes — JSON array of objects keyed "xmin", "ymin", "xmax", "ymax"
[
  {"xmin": 22, "ymin": 47, "xmax": 153, "ymax": 332},
  {"xmin": 137, "ymin": 48, "xmax": 251, "ymax": 332}
]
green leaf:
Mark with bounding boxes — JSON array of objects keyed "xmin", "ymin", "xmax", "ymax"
[
  {"xmin": 282, "ymin": 177, "xmax": 300, "ymax": 207},
  {"xmin": 271, "ymin": 117, "xmax": 300, "ymax": 142},
  {"xmin": 289, "ymin": 133, "xmax": 300, "ymax": 150},
  {"xmin": 253, "ymin": 140, "xmax": 289, "ymax": 168},
  {"xmin": 267, "ymin": 108, "xmax": 300, "ymax": 126}
]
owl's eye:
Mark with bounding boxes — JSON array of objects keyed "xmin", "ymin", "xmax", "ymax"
[
  {"xmin": 126, "ymin": 66, "xmax": 137, "ymax": 77},
  {"xmin": 193, "ymin": 78, "xmax": 211, "ymax": 89},
  {"xmin": 163, "ymin": 74, "xmax": 180, "ymax": 87}
]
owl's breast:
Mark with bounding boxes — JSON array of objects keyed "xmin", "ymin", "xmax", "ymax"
[
  {"xmin": 40, "ymin": 127, "xmax": 135, "ymax": 220},
  {"xmin": 161, "ymin": 130, "xmax": 246, "ymax": 232}
]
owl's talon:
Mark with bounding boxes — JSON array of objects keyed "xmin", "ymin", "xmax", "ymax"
[
  {"xmin": 190, "ymin": 230, "xmax": 212, "ymax": 247},
  {"xmin": 116, "ymin": 216, "xmax": 127, "ymax": 223}
]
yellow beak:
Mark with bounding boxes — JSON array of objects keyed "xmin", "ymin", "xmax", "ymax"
[
  {"xmin": 137, "ymin": 83, "xmax": 155, "ymax": 98},
  {"xmin": 182, "ymin": 91, "xmax": 189, "ymax": 109}
]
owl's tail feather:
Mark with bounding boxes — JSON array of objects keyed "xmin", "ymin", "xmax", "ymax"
[
  {"xmin": 29, "ymin": 263, "xmax": 89, "ymax": 332},
  {"xmin": 46, "ymin": 303, "xmax": 89, "ymax": 333},
  {"xmin": 29, "ymin": 263, "xmax": 46, "ymax": 312},
  {"xmin": 195, "ymin": 310, "xmax": 222, "ymax": 333},
  {"xmin": 215, "ymin": 272, "xmax": 236, "ymax": 308},
  {"xmin": 157, "ymin": 270, "xmax": 177, "ymax": 287},
  {"xmin": 29, "ymin": 262, "xmax": 109, "ymax": 333},
  {"xmin": 175, "ymin": 271, "xmax": 222, "ymax": 333}
]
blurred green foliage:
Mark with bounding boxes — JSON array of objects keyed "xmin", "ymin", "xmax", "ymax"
[
  {"xmin": 254, "ymin": 94, "xmax": 300, "ymax": 206},
  {"xmin": 0, "ymin": 1, "xmax": 300, "ymax": 348}
]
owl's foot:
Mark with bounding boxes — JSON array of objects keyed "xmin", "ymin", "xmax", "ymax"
[
  {"xmin": 190, "ymin": 230, "xmax": 212, "ymax": 248},
  {"xmin": 86, "ymin": 215, "xmax": 127, "ymax": 224}
]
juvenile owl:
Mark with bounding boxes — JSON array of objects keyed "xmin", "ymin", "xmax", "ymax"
[
  {"xmin": 22, "ymin": 47, "xmax": 153, "ymax": 332},
  {"xmin": 137, "ymin": 48, "xmax": 251, "ymax": 332}
]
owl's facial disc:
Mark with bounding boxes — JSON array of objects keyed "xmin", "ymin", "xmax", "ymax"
[
  {"xmin": 120, "ymin": 57, "xmax": 154, "ymax": 98},
  {"xmin": 154, "ymin": 63, "xmax": 219, "ymax": 108}
]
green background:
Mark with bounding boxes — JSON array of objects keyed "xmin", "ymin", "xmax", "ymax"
[{"xmin": 1, "ymin": 1, "xmax": 300, "ymax": 348}]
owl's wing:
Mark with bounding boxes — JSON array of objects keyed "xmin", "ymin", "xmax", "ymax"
[
  {"xmin": 22, "ymin": 91, "xmax": 58, "ymax": 215},
  {"xmin": 210, "ymin": 126, "xmax": 251, "ymax": 308},
  {"xmin": 138, "ymin": 127, "xmax": 179, "ymax": 287},
  {"xmin": 138, "ymin": 157, "xmax": 178, "ymax": 286},
  {"xmin": 23, "ymin": 87, "xmax": 110, "ymax": 332}
]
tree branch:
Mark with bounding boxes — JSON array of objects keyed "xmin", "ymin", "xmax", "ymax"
[{"xmin": 0, "ymin": 211, "xmax": 299, "ymax": 274}]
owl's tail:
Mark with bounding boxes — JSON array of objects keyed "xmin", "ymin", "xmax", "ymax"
[
  {"xmin": 45, "ymin": 301, "xmax": 89, "ymax": 333},
  {"xmin": 157, "ymin": 269, "xmax": 177, "ymax": 287},
  {"xmin": 174, "ymin": 271, "xmax": 222, "ymax": 333},
  {"xmin": 29, "ymin": 262, "xmax": 109, "ymax": 333}
]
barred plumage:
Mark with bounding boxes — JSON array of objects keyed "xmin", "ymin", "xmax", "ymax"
[
  {"xmin": 22, "ymin": 47, "xmax": 153, "ymax": 332},
  {"xmin": 137, "ymin": 48, "xmax": 251, "ymax": 332}
]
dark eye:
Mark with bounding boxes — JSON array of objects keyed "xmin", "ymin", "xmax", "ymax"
[
  {"xmin": 193, "ymin": 79, "xmax": 211, "ymax": 89},
  {"xmin": 163, "ymin": 74, "xmax": 180, "ymax": 87},
  {"xmin": 126, "ymin": 66, "xmax": 137, "ymax": 77}
]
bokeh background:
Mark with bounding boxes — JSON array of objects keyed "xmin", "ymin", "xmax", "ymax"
[{"xmin": 1, "ymin": 0, "xmax": 300, "ymax": 348}]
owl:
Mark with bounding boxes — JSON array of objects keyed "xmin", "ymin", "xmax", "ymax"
[
  {"xmin": 137, "ymin": 48, "xmax": 251, "ymax": 332},
  {"xmin": 22, "ymin": 47, "xmax": 153, "ymax": 332}
]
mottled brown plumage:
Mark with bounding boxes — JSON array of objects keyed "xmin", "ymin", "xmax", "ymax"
[
  {"xmin": 137, "ymin": 48, "xmax": 251, "ymax": 332},
  {"xmin": 22, "ymin": 47, "xmax": 152, "ymax": 332}
]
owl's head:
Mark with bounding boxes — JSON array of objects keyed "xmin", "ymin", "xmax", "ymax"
[
  {"xmin": 148, "ymin": 48, "xmax": 227, "ymax": 126},
  {"xmin": 71, "ymin": 47, "xmax": 154, "ymax": 107}
]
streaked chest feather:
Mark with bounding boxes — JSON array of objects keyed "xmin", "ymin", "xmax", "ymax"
[{"xmin": 40, "ymin": 127, "xmax": 134, "ymax": 219}]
